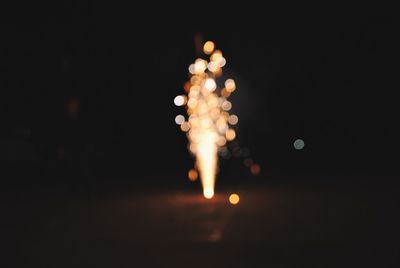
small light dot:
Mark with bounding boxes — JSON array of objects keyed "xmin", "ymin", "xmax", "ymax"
[
  {"xmin": 174, "ymin": 95, "xmax": 186, "ymax": 106},
  {"xmin": 294, "ymin": 139, "xmax": 305, "ymax": 150},
  {"xmin": 175, "ymin": 115, "xmax": 185, "ymax": 125},
  {"xmin": 229, "ymin": 193, "xmax": 240, "ymax": 205},
  {"xmin": 225, "ymin": 79, "xmax": 236, "ymax": 92},
  {"xmin": 180, "ymin": 122, "xmax": 190, "ymax": 132},
  {"xmin": 203, "ymin": 41, "xmax": 215, "ymax": 55},
  {"xmin": 250, "ymin": 164, "xmax": 261, "ymax": 175},
  {"xmin": 228, "ymin": 115, "xmax": 239, "ymax": 125},
  {"xmin": 204, "ymin": 78, "xmax": 217, "ymax": 91},
  {"xmin": 188, "ymin": 169, "xmax": 198, "ymax": 181},
  {"xmin": 221, "ymin": 100, "xmax": 232, "ymax": 111},
  {"xmin": 225, "ymin": 129, "xmax": 236, "ymax": 141}
]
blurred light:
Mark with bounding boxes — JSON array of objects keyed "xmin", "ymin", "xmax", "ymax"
[
  {"xmin": 221, "ymin": 101, "xmax": 232, "ymax": 111},
  {"xmin": 180, "ymin": 122, "xmax": 190, "ymax": 132},
  {"xmin": 228, "ymin": 115, "xmax": 239, "ymax": 125},
  {"xmin": 188, "ymin": 169, "xmax": 198, "ymax": 181},
  {"xmin": 211, "ymin": 50, "xmax": 223, "ymax": 62},
  {"xmin": 174, "ymin": 95, "xmax": 186, "ymax": 106},
  {"xmin": 175, "ymin": 115, "xmax": 185, "ymax": 125},
  {"xmin": 294, "ymin": 139, "xmax": 305, "ymax": 150},
  {"xmin": 204, "ymin": 188, "xmax": 214, "ymax": 199},
  {"xmin": 190, "ymin": 76, "xmax": 200, "ymax": 85},
  {"xmin": 225, "ymin": 79, "xmax": 236, "ymax": 92},
  {"xmin": 229, "ymin": 193, "xmax": 240, "ymax": 205},
  {"xmin": 250, "ymin": 164, "xmax": 261, "ymax": 175},
  {"xmin": 217, "ymin": 57, "xmax": 226, "ymax": 67},
  {"xmin": 221, "ymin": 88, "xmax": 231, "ymax": 98},
  {"xmin": 204, "ymin": 78, "xmax": 217, "ymax": 91},
  {"xmin": 184, "ymin": 81, "xmax": 191, "ymax": 92},
  {"xmin": 207, "ymin": 61, "xmax": 219, "ymax": 73},
  {"xmin": 187, "ymin": 98, "xmax": 198, "ymax": 109},
  {"xmin": 217, "ymin": 136, "xmax": 227, "ymax": 146},
  {"xmin": 225, "ymin": 129, "xmax": 236, "ymax": 141},
  {"xmin": 203, "ymin": 41, "xmax": 215, "ymax": 55},
  {"xmin": 194, "ymin": 58, "xmax": 207, "ymax": 74},
  {"xmin": 188, "ymin": 64, "xmax": 195, "ymax": 74},
  {"xmin": 176, "ymin": 41, "xmax": 240, "ymax": 199}
]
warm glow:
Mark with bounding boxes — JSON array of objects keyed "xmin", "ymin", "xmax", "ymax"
[
  {"xmin": 250, "ymin": 163, "xmax": 261, "ymax": 175},
  {"xmin": 188, "ymin": 169, "xmax": 198, "ymax": 181},
  {"xmin": 176, "ymin": 41, "xmax": 239, "ymax": 199},
  {"xmin": 174, "ymin": 95, "xmax": 186, "ymax": 106},
  {"xmin": 180, "ymin": 121, "xmax": 190, "ymax": 132},
  {"xmin": 221, "ymin": 100, "xmax": 232, "ymax": 111},
  {"xmin": 175, "ymin": 115, "xmax": 185, "ymax": 125},
  {"xmin": 204, "ymin": 78, "xmax": 217, "ymax": 91},
  {"xmin": 225, "ymin": 129, "xmax": 236, "ymax": 141},
  {"xmin": 228, "ymin": 115, "xmax": 239, "ymax": 125},
  {"xmin": 229, "ymin": 193, "xmax": 240, "ymax": 205},
  {"xmin": 207, "ymin": 61, "xmax": 219, "ymax": 73},
  {"xmin": 203, "ymin": 41, "xmax": 215, "ymax": 55},
  {"xmin": 194, "ymin": 59, "xmax": 207, "ymax": 74},
  {"xmin": 203, "ymin": 188, "xmax": 214, "ymax": 199},
  {"xmin": 225, "ymin": 79, "xmax": 236, "ymax": 92}
]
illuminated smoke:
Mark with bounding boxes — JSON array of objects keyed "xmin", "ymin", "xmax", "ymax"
[{"xmin": 174, "ymin": 41, "xmax": 238, "ymax": 199}]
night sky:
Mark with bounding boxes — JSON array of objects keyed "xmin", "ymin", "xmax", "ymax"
[{"xmin": 1, "ymin": 9, "xmax": 398, "ymax": 189}]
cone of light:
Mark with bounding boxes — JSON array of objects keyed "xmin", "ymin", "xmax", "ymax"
[{"xmin": 175, "ymin": 41, "xmax": 238, "ymax": 199}]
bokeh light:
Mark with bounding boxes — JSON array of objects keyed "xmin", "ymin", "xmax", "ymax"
[
  {"xmin": 294, "ymin": 139, "xmax": 305, "ymax": 150},
  {"xmin": 180, "ymin": 122, "xmax": 190, "ymax": 132},
  {"xmin": 228, "ymin": 115, "xmax": 239, "ymax": 125},
  {"xmin": 225, "ymin": 79, "xmax": 236, "ymax": 92},
  {"xmin": 250, "ymin": 164, "xmax": 261, "ymax": 175},
  {"xmin": 203, "ymin": 41, "xmax": 215, "ymax": 55},
  {"xmin": 175, "ymin": 115, "xmax": 185, "ymax": 125},
  {"xmin": 229, "ymin": 193, "xmax": 240, "ymax": 205},
  {"xmin": 174, "ymin": 95, "xmax": 186, "ymax": 106},
  {"xmin": 225, "ymin": 129, "xmax": 236, "ymax": 141},
  {"xmin": 188, "ymin": 169, "xmax": 198, "ymax": 181}
]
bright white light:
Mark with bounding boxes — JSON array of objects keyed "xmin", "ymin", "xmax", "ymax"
[
  {"xmin": 175, "ymin": 115, "xmax": 185, "ymax": 125},
  {"xmin": 174, "ymin": 95, "xmax": 185, "ymax": 106},
  {"xmin": 204, "ymin": 78, "xmax": 217, "ymax": 91}
]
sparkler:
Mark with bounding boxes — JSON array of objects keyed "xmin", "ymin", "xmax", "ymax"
[{"xmin": 174, "ymin": 41, "xmax": 238, "ymax": 199}]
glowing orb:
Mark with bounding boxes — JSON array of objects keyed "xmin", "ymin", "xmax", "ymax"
[{"xmin": 229, "ymin": 193, "xmax": 240, "ymax": 205}]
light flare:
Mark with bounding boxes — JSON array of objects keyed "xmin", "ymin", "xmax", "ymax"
[{"xmin": 175, "ymin": 41, "xmax": 238, "ymax": 199}]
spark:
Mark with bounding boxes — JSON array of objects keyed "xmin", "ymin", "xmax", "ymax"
[
  {"xmin": 229, "ymin": 193, "xmax": 240, "ymax": 205},
  {"xmin": 175, "ymin": 41, "xmax": 239, "ymax": 199}
]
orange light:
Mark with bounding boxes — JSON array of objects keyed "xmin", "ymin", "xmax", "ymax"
[
  {"xmin": 250, "ymin": 164, "xmax": 261, "ymax": 175},
  {"xmin": 229, "ymin": 193, "xmax": 240, "ymax": 205},
  {"xmin": 180, "ymin": 122, "xmax": 190, "ymax": 132},
  {"xmin": 203, "ymin": 41, "xmax": 215, "ymax": 55},
  {"xmin": 225, "ymin": 79, "xmax": 236, "ymax": 92},
  {"xmin": 225, "ymin": 129, "xmax": 236, "ymax": 141},
  {"xmin": 188, "ymin": 169, "xmax": 198, "ymax": 181},
  {"xmin": 176, "ymin": 41, "xmax": 239, "ymax": 199}
]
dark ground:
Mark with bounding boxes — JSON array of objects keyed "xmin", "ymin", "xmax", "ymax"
[{"xmin": 2, "ymin": 177, "xmax": 399, "ymax": 267}]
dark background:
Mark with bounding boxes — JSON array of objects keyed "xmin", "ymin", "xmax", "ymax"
[
  {"xmin": 1, "ymin": 5, "xmax": 400, "ymax": 267},
  {"xmin": 1, "ymin": 8, "xmax": 399, "ymax": 190}
]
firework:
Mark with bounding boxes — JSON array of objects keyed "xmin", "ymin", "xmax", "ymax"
[{"xmin": 174, "ymin": 41, "xmax": 238, "ymax": 199}]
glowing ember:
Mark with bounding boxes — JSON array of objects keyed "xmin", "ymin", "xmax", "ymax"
[
  {"xmin": 229, "ymin": 193, "xmax": 240, "ymax": 205},
  {"xmin": 175, "ymin": 41, "xmax": 239, "ymax": 199}
]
